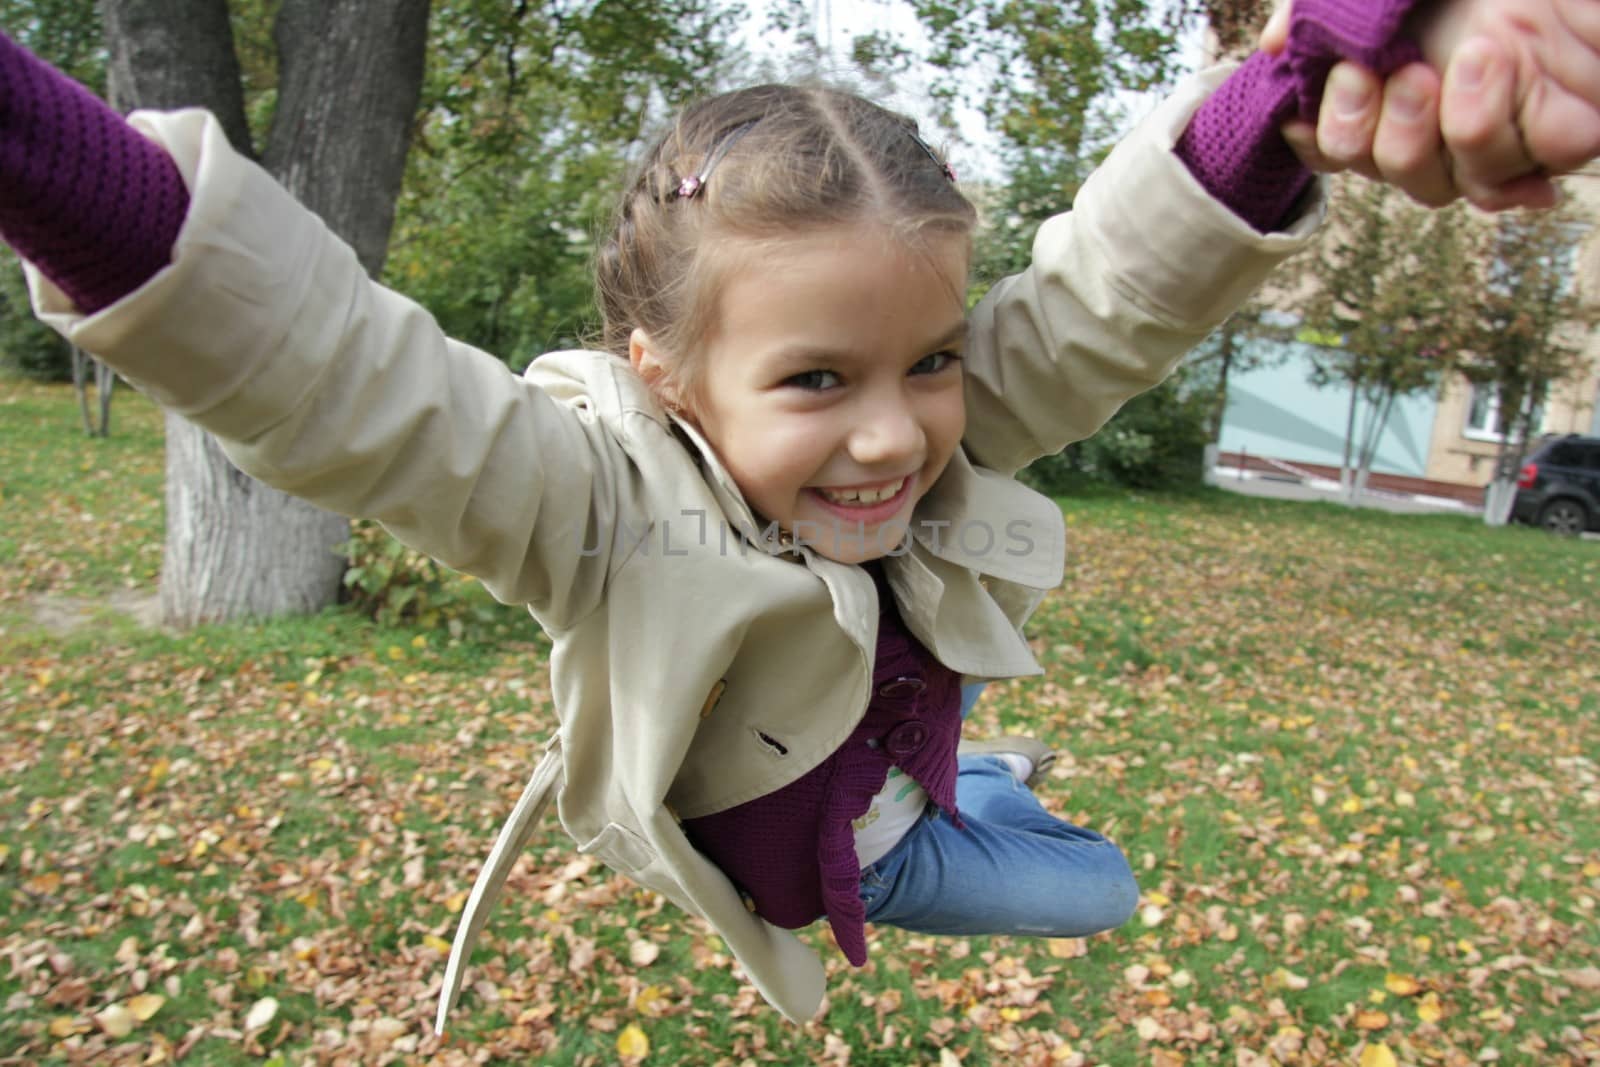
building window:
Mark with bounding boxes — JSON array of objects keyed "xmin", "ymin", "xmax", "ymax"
[{"xmin": 1464, "ymin": 384, "xmax": 1545, "ymax": 442}]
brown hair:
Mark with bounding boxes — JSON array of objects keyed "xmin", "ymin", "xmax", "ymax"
[{"xmin": 594, "ymin": 83, "xmax": 977, "ymax": 404}]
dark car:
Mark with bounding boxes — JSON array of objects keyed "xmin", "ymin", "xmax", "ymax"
[{"xmin": 1511, "ymin": 434, "xmax": 1600, "ymax": 535}]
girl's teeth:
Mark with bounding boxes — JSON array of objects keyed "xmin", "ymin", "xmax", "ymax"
[{"xmin": 822, "ymin": 479, "xmax": 904, "ymax": 505}]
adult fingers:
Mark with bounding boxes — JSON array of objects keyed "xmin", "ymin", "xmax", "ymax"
[
  {"xmin": 1438, "ymin": 37, "xmax": 1534, "ymax": 204},
  {"xmin": 1314, "ymin": 62, "xmax": 1385, "ymax": 182},
  {"xmin": 1518, "ymin": 82, "xmax": 1600, "ymax": 175},
  {"xmin": 1260, "ymin": 2, "xmax": 1290, "ymax": 55},
  {"xmin": 1281, "ymin": 117, "xmax": 1335, "ymax": 172},
  {"xmin": 1370, "ymin": 64, "xmax": 1456, "ymax": 207}
]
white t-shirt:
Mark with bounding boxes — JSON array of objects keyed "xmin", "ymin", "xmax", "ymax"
[{"xmin": 853, "ymin": 767, "xmax": 929, "ymax": 866}]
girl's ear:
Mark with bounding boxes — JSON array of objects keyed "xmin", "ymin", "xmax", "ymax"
[{"xmin": 629, "ymin": 328, "xmax": 689, "ymax": 416}]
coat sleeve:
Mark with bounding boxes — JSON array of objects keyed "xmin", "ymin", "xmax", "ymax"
[
  {"xmin": 959, "ymin": 67, "xmax": 1323, "ymax": 477},
  {"xmin": 25, "ymin": 108, "xmax": 618, "ymax": 626}
]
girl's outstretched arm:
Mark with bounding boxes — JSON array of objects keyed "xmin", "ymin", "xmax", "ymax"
[
  {"xmin": 0, "ymin": 29, "xmax": 625, "ymax": 626},
  {"xmin": 0, "ymin": 32, "xmax": 189, "ymax": 311}
]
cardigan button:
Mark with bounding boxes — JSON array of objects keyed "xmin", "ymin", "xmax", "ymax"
[
  {"xmin": 884, "ymin": 720, "xmax": 929, "ymax": 759},
  {"xmin": 877, "ymin": 676, "xmax": 926, "ymax": 700}
]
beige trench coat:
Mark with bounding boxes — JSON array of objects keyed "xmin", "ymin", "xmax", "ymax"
[{"xmin": 28, "ymin": 67, "xmax": 1318, "ymax": 1026}]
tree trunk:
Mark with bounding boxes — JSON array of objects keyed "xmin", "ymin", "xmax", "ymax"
[
  {"xmin": 1339, "ymin": 384, "xmax": 1358, "ymax": 499},
  {"xmin": 101, "ymin": 0, "xmax": 430, "ymax": 625}
]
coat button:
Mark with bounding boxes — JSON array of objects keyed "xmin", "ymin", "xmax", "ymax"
[
  {"xmin": 877, "ymin": 675, "xmax": 926, "ymax": 700},
  {"xmin": 884, "ymin": 720, "xmax": 929, "ymax": 758}
]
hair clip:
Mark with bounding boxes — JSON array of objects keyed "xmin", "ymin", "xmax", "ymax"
[
  {"xmin": 906, "ymin": 128, "xmax": 957, "ymax": 183},
  {"xmin": 673, "ymin": 121, "xmax": 759, "ymax": 200}
]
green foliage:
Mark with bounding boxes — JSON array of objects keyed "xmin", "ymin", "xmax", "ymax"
[
  {"xmin": 0, "ymin": 0, "xmax": 105, "ymax": 90},
  {"xmin": 384, "ymin": 1, "xmax": 742, "ymax": 367},
  {"xmin": 1021, "ymin": 366, "xmax": 1214, "ymax": 491},
  {"xmin": 339, "ymin": 520, "xmax": 458, "ymax": 630},
  {"xmin": 1296, "ymin": 178, "xmax": 1473, "ymax": 402},
  {"xmin": 1453, "ymin": 200, "xmax": 1600, "ymax": 458},
  {"xmin": 0, "ymin": 257, "xmax": 70, "ymax": 381}
]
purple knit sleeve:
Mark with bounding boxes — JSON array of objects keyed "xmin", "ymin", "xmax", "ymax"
[
  {"xmin": 0, "ymin": 32, "xmax": 190, "ymax": 313},
  {"xmin": 1175, "ymin": 0, "xmax": 1425, "ymax": 232}
]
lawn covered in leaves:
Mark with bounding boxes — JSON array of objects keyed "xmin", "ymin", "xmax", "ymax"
[{"xmin": 2, "ymin": 379, "xmax": 1597, "ymax": 1066}]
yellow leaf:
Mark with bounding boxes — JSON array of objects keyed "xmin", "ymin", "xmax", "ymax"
[
  {"xmin": 128, "ymin": 994, "xmax": 165, "ymax": 1022},
  {"xmin": 387, "ymin": 646, "xmax": 405, "ymax": 660},
  {"xmin": 309, "ymin": 758, "xmax": 335, "ymax": 774},
  {"xmin": 1000, "ymin": 1006, "xmax": 1024, "ymax": 1021},
  {"xmin": 1416, "ymin": 992, "xmax": 1444, "ymax": 1023},
  {"xmin": 1359, "ymin": 1043, "xmax": 1398, "ymax": 1067},
  {"xmin": 636, "ymin": 984, "xmax": 670, "ymax": 1016},
  {"xmin": 1582, "ymin": 860, "xmax": 1600, "ymax": 878},
  {"xmin": 1341, "ymin": 796, "xmax": 1363, "ymax": 814},
  {"xmin": 94, "ymin": 1003, "xmax": 136, "ymax": 1038},
  {"xmin": 444, "ymin": 891, "xmax": 469, "ymax": 913},
  {"xmin": 48, "ymin": 1015, "xmax": 87, "ymax": 1039},
  {"xmin": 1144, "ymin": 890, "xmax": 1171, "ymax": 907},
  {"xmin": 423, "ymin": 934, "xmax": 453, "ymax": 953},
  {"xmin": 616, "ymin": 1023, "xmax": 650, "ymax": 1059},
  {"xmin": 1385, "ymin": 973, "xmax": 1422, "ymax": 997},
  {"xmin": 411, "ymin": 634, "xmax": 428, "ymax": 648}
]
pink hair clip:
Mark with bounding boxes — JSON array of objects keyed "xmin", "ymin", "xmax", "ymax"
[{"xmin": 672, "ymin": 121, "xmax": 758, "ymax": 201}]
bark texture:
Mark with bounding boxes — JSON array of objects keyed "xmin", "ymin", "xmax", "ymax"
[{"xmin": 100, "ymin": 0, "xmax": 430, "ymax": 626}]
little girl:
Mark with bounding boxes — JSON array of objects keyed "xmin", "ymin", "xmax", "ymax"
[{"xmin": 2, "ymin": 0, "xmax": 1595, "ymax": 1030}]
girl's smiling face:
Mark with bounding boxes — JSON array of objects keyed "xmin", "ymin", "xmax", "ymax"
[{"xmin": 637, "ymin": 226, "xmax": 969, "ymax": 565}]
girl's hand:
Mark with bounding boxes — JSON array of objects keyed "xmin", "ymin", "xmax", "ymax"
[{"xmin": 1261, "ymin": 0, "xmax": 1600, "ymax": 211}]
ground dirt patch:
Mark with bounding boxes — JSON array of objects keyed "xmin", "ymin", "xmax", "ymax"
[{"xmin": 29, "ymin": 587, "xmax": 163, "ymax": 633}]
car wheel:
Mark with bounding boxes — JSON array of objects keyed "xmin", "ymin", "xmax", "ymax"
[{"xmin": 1537, "ymin": 498, "xmax": 1588, "ymax": 536}]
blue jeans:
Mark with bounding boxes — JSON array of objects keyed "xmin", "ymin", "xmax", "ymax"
[{"xmin": 858, "ymin": 684, "xmax": 1139, "ymax": 939}]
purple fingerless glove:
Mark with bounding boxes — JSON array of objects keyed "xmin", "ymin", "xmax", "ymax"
[
  {"xmin": 1175, "ymin": 0, "xmax": 1426, "ymax": 232},
  {"xmin": 0, "ymin": 32, "xmax": 189, "ymax": 313}
]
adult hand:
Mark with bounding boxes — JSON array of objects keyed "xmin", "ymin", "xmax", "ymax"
[{"xmin": 1260, "ymin": 0, "xmax": 1600, "ymax": 211}]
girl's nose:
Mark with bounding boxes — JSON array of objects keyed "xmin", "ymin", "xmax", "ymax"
[{"xmin": 848, "ymin": 395, "xmax": 924, "ymax": 467}]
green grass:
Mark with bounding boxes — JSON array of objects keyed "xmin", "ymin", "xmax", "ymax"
[{"xmin": 2, "ymin": 378, "xmax": 1597, "ymax": 1065}]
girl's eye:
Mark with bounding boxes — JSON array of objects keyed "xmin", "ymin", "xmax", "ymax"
[
  {"xmin": 782, "ymin": 369, "xmax": 842, "ymax": 391},
  {"xmin": 911, "ymin": 350, "xmax": 962, "ymax": 375}
]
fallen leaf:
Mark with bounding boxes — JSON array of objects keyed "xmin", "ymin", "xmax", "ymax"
[
  {"xmin": 127, "ymin": 993, "xmax": 164, "ymax": 1022},
  {"xmin": 1360, "ymin": 1042, "xmax": 1398, "ymax": 1067},
  {"xmin": 1354, "ymin": 1010, "xmax": 1390, "ymax": 1031},
  {"xmin": 244, "ymin": 997, "xmax": 279, "ymax": 1031},
  {"xmin": 1047, "ymin": 938, "xmax": 1087, "ymax": 959},
  {"xmin": 94, "ymin": 1003, "xmax": 135, "ymax": 1038},
  {"xmin": 1384, "ymin": 974, "xmax": 1421, "ymax": 997},
  {"xmin": 617, "ymin": 1022, "xmax": 650, "ymax": 1059},
  {"xmin": 1416, "ymin": 993, "xmax": 1444, "ymax": 1023},
  {"xmin": 629, "ymin": 939, "xmax": 660, "ymax": 967},
  {"xmin": 1563, "ymin": 967, "xmax": 1600, "ymax": 991}
]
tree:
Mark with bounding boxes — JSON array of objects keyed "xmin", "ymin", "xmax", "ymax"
[
  {"xmin": 1456, "ymin": 201, "xmax": 1600, "ymax": 524},
  {"xmin": 386, "ymin": 0, "xmax": 740, "ymax": 368},
  {"xmin": 100, "ymin": 0, "xmax": 430, "ymax": 625},
  {"xmin": 1295, "ymin": 177, "xmax": 1476, "ymax": 503},
  {"xmin": 1187, "ymin": 296, "xmax": 1295, "ymax": 442}
]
